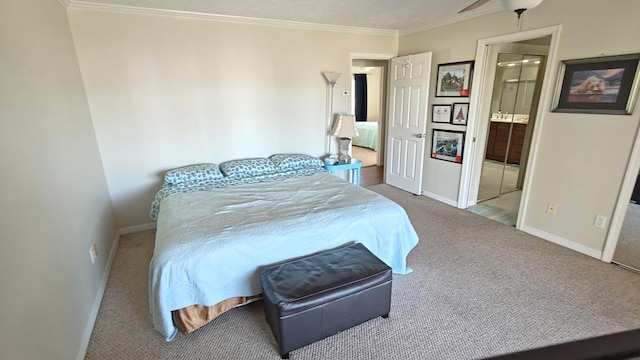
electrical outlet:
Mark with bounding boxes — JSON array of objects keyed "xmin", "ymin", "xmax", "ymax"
[
  {"xmin": 594, "ymin": 215, "xmax": 607, "ymax": 229},
  {"xmin": 89, "ymin": 243, "xmax": 98, "ymax": 264},
  {"xmin": 546, "ymin": 203, "xmax": 558, "ymax": 215}
]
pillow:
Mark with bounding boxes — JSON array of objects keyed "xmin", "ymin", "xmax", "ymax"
[
  {"xmin": 269, "ymin": 154, "xmax": 323, "ymax": 171},
  {"xmin": 219, "ymin": 158, "xmax": 277, "ymax": 179},
  {"xmin": 164, "ymin": 163, "xmax": 223, "ymax": 185}
]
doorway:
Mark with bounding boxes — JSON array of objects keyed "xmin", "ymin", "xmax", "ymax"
[
  {"xmin": 351, "ymin": 60, "xmax": 386, "ymax": 168},
  {"xmin": 471, "ymin": 52, "xmax": 546, "ymax": 226},
  {"xmin": 459, "ymin": 26, "xmax": 560, "ymax": 233},
  {"xmin": 350, "ymin": 59, "xmax": 389, "ymax": 169}
]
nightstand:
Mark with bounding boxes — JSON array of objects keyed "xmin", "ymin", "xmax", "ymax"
[{"xmin": 323, "ymin": 159, "xmax": 362, "ymax": 185}]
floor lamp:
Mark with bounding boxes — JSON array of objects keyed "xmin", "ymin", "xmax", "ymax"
[{"xmin": 323, "ymin": 72, "xmax": 341, "ymax": 155}]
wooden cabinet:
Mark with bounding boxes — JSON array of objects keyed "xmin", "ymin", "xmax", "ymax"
[{"xmin": 485, "ymin": 122, "xmax": 527, "ymax": 165}]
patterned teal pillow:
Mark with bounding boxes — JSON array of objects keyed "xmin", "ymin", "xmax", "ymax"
[
  {"xmin": 269, "ymin": 154, "xmax": 323, "ymax": 171},
  {"xmin": 164, "ymin": 163, "xmax": 224, "ymax": 184},
  {"xmin": 219, "ymin": 158, "xmax": 277, "ymax": 179}
]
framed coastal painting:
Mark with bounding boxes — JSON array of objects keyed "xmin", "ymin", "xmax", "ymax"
[
  {"xmin": 432, "ymin": 104, "xmax": 452, "ymax": 123},
  {"xmin": 552, "ymin": 53, "xmax": 640, "ymax": 114},
  {"xmin": 451, "ymin": 103, "xmax": 469, "ymax": 125},
  {"xmin": 431, "ymin": 130, "xmax": 464, "ymax": 163},
  {"xmin": 436, "ymin": 61, "xmax": 474, "ymax": 97}
]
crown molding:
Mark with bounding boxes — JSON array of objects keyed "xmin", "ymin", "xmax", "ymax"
[
  {"xmin": 400, "ymin": 2, "xmax": 504, "ymax": 36},
  {"xmin": 63, "ymin": 0, "xmax": 398, "ymax": 37}
]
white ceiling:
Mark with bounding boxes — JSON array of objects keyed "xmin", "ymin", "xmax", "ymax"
[{"xmin": 67, "ymin": 0, "xmax": 511, "ymax": 33}]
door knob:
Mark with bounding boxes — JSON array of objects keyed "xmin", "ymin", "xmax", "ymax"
[{"xmin": 415, "ymin": 133, "xmax": 427, "ymax": 138}]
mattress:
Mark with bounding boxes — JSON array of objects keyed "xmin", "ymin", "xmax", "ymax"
[{"xmin": 150, "ymin": 171, "xmax": 419, "ymax": 341}]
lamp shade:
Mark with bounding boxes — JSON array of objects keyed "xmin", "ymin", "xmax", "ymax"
[
  {"xmin": 323, "ymin": 72, "xmax": 342, "ymax": 85},
  {"xmin": 331, "ymin": 114, "xmax": 359, "ymax": 138}
]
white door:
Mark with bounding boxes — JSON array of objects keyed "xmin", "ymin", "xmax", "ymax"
[{"xmin": 385, "ymin": 52, "xmax": 432, "ymax": 194}]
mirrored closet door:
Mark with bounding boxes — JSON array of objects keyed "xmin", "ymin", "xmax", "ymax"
[
  {"xmin": 612, "ymin": 171, "xmax": 640, "ymax": 272},
  {"xmin": 478, "ymin": 54, "xmax": 542, "ymax": 202}
]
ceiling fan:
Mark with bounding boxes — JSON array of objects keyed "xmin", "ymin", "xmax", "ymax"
[{"xmin": 459, "ymin": 0, "xmax": 544, "ymax": 18}]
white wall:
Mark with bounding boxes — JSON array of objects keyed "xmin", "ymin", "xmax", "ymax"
[
  {"xmin": 0, "ymin": 1, "xmax": 118, "ymax": 359},
  {"xmin": 399, "ymin": 0, "xmax": 640, "ymax": 254},
  {"xmin": 68, "ymin": 9, "xmax": 398, "ymax": 227}
]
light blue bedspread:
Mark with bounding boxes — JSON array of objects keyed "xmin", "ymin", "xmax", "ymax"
[
  {"xmin": 150, "ymin": 171, "xmax": 419, "ymax": 341},
  {"xmin": 353, "ymin": 121, "xmax": 378, "ymax": 151}
]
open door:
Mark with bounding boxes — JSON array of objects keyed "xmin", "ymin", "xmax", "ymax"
[{"xmin": 385, "ymin": 52, "xmax": 432, "ymax": 194}]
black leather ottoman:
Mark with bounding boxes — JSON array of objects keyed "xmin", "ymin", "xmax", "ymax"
[{"xmin": 260, "ymin": 243, "xmax": 392, "ymax": 359}]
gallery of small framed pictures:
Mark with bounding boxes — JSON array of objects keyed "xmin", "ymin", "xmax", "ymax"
[
  {"xmin": 429, "ymin": 60, "xmax": 473, "ymax": 165},
  {"xmin": 431, "ymin": 103, "xmax": 469, "ymax": 125},
  {"xmin": 432, "ymin": 60, "xmax": 473, "ymax": 127}
]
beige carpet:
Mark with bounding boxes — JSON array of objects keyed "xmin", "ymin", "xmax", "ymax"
[
  {"xmin": 85, "ymin": 184, "xmax": 640, "ymax": 359},
  {"xmin": 613, "ymin": 203, "xmax": 640, "ymax": 271}
]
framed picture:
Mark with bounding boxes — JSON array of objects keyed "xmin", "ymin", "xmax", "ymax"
[
  {"xmin": 431, "ymin": 130, "xmax": 464, "ymax": 163},
  {"xmin": 436, "ymin": 61, "xmax": 474, "ymax": 97},
  {"xmin": 432, "ymin": 104, "xmax": 452, "ymax": 123},
  {"xmin": 552, "ymin": 53, "xmax": 640, "ymax": 114},
  {"xmin": 451, "ymin": 103, "xmax": 469, "ymax": 125}
]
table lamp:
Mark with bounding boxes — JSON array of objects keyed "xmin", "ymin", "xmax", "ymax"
[{"xmin": 331, "ymin": 114, "xmax": 359, "ymax": 164}]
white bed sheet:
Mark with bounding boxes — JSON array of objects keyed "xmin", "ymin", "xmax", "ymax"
[{"xmin": 150, "ymin": 171, "xmax": 419, "ymax": 341}]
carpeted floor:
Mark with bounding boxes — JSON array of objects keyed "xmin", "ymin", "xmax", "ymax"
[{"xmin": 85, "ymin": 184, "xmax": 640, "ymax": 360}]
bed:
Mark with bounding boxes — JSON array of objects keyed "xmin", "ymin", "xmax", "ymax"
[
  {"xmin": 353, "ymin": 121, "xmax": 379, "ymax": 151},
  {"xmin": 149, "ymin": 154, "xmax": 419, "ymax": 341}
]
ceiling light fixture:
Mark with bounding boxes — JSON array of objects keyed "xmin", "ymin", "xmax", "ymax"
[
  {"xmin": 459, "ymin": 0, "xmax": 544, "ymax": 26},
  {"xmin": 500, "ymin": 0, "xmax": 543, "ymax": 29}
]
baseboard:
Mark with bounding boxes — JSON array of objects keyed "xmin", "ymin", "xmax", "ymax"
[
  {"xmin": 421, "ymin": 190, "xmax": 458, "ymax": 207},
  {"xmin": 76, "ymin": 228, "xmax": 122, "ymax": 360},
  {"xmin": 520, "ymin": 225, "xmax": 603, "ymax": 260},
  {"xmin": 75, "ymin": 221, "xmax": 158, "ymax": 360},
  {"xmin": 119, "ymin": 222, "xmax": 157, "ymax": 235}
]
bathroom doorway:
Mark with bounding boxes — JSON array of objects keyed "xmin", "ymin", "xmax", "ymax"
[{"xmin": 470, "ymin": 41, "xmax": 549, "ymax": 226}]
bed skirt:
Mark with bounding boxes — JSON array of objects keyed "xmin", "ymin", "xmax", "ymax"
[{"xmin": 172, "ymin": 295, "xmax": 263, "ymax": 335}]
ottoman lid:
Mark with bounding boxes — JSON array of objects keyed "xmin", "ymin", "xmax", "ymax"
[{"xmin": 260, "ymin": 243, "xmax": 391, "ymax": 315}]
